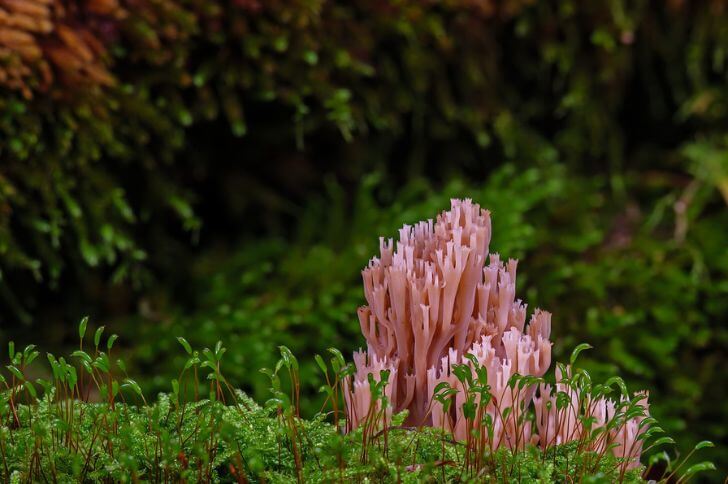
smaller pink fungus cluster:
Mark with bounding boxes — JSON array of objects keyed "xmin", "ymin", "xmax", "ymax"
[
  {"xmin": 534, "ymin": 368, "xmax": 649, "ymax": 468},
  {"xmin": 344, "ymin": 199, "xmax": 649, "ymax": 470}
]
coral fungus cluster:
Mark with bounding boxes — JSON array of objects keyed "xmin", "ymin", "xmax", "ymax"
[{"xmin": 345, "ymin": 199, "xmax": 649, "ymax": 469}]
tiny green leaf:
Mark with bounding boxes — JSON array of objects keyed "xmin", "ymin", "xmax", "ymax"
[
  {"xmin": 694, "ymin": 440, "xmax": 714, "ymax": 451},
  {"xmin": 651, "ymin": 436, "xmax": 675, "ymax": 447},
  {"xmin": 71, "ymin": 351, "xmax": 92, "ymax": 364},
  {"xmin": 79, "ymin": 316, "xmax": 89, "ymax": 340},
  {"xmin": 278, "ymin": 346, "xmax": 298, "ymax": 371},
  {"xmin": 177, "ymin": 337, "xmax": 192, "ymax": 355},
  {"xmin": 107, "ymin": 334, "xmax": 118, "ymax": 350},
  {"xmin": 683, "ymin": 461, "xmax": 716, "ymax": 478},
  {"xmin": 570, "ymin": 343, "xmax": 593, "ymax": 366},
  {"xmin": 94, "ymin": 326, "xmax": 105, "ymax": 347},
  {"xmin": 314, "ymin": 354, "xmax": 328, "ymax": 375},
  {"xmin": 123, "ymin": 378, "xmax": 143, "ymax": 397},
  {"xmin": 6, "ymin": 366, "xmax": 23, "ymax": 381},
  {"xmin": 24, "ymin": 381, "xmax": 37, "ymax": 399}
]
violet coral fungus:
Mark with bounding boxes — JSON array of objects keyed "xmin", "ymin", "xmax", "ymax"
[{"xmin": 345, "ymin": 199, "xmax": 650, "ymax": 471}]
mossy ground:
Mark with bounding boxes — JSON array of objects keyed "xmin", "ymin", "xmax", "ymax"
[
  {"xmin": 1, "ymin": 328, "xmax": 713, "ymax": 483},
  {"xmin": 1, "ymin": 394, "xmax": 644, "ymax": 483}
]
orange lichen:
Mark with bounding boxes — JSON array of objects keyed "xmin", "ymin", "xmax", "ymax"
[{"xmin": 0, "ymin": 0, "xmax": 123, "ymax": 97}]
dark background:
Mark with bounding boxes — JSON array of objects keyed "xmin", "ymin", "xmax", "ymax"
[{"xmin": 1, "ymin": 0, "xmax": 726, "ymax": 479}]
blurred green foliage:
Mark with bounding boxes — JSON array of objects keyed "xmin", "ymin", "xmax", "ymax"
[
  {"xmin": 0, "ymin": 0, "xmax": 727, "ymax": 478},
  {"xmin": 4, "ymin": 0, "xmax": 728, "ymax": 318}
]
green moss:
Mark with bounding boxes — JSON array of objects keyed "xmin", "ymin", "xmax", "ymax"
[{"xmin": 1, "ymin": 330, "xmax": 702, "ymax": 483}]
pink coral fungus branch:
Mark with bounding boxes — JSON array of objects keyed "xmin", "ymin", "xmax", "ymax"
[{"xmin": 344, "ymin": 198, "xmax": 650, "ymax": 472}]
